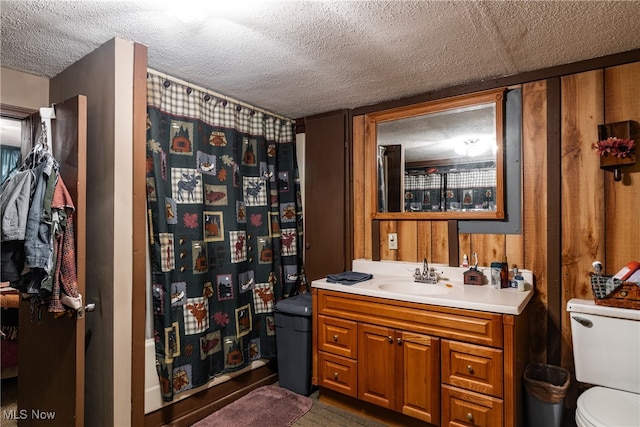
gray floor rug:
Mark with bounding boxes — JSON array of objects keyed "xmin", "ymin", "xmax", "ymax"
[{"xmin": 191, "ymin": 385, "xmax": 312, "ymax": 427}]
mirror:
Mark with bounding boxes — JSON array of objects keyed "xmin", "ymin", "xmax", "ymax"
[{"xmin": 367, "ymin": 89, "xmax": 505, "ymax": 219}]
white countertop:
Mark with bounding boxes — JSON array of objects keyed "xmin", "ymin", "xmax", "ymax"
[{"xmin": 311, "ymin": 259, "xmax": 534, "ymax": 315}]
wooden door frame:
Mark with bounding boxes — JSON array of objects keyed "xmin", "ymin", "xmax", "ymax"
[{"xmin": 131, "ymin": 43, "xmax": 148, "ymax": 425}]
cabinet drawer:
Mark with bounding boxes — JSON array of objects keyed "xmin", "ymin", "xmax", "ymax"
[
  {"xmin": 318, "ymin": 315, "xmax": 357, "ymax": 358},
  {"xmin": 318, "ymin": 352, "xmax": 357, "ymax": 398},
  {"xmin": 317, "ymin": 290, "xmax": 503, "ymax": 347},
  {"xmin": 442, "ymin": 340, "xmax": 503, "ymax": 398},
  {"xmin": 441, "ymin": 385, "xmax": 503, "ymax": 427}
]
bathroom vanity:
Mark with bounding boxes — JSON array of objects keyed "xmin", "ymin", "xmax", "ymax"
[{"xmin": 311, "ymin": 260, "xmax": 533, "ymax": 427}]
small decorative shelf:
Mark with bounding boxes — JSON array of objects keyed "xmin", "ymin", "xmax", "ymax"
[{"xmin": 596, "ymin": 120, "xmax": 637, "ymax": 181}]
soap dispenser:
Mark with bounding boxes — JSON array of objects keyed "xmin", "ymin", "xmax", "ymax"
[{"xmin": 500, "ymin": 256, "xmax": 509, "ymax": 288}]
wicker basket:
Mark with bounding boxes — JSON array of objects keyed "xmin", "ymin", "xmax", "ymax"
[{"xmin": 590, "ymin": 275, "xmax": 640, "ymax": 310}]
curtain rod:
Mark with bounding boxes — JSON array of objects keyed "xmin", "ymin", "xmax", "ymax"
[{"xmin": 147, "ymin": 68, "xmax": 292, "ymax": 122}]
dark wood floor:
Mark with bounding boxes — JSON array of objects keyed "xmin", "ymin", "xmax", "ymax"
[{"xmin": 293, "ymin": 388, "xmax": 388, "ymax": 427}]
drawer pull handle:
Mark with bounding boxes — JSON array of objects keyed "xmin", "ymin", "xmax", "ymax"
[
  {"xmin": 466, "ymin": 412, "xmax": 474, "ymax": 422},
  {"xmin": 467, "ymin": 364, "xmax": 474, "ymax": 374},
  {"xmin": 333, "ymin": 335, "xmax": 338, "ymax": 342},
  {"xmin": 333, "ymin": 372, "xmax": 338, "ymax": 380},
  {"xmin": 388, "ymin": 336, "xmax": 393, "ymax": 343},
  {"xmin": 396, "ymin": 337, "xmax": 402, "ymax": 345}
]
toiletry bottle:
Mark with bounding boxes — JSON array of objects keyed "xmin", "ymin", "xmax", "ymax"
[
  {"xmin": 627, "ymin": 269, "xmax": 640, "ymax": 283},
  {"xmin": 511, "ymin": 267, "xmax": 519, "ymax": 288},
  {"xmin": 500, "ymin": 256, "xmax": 509, "ymax": 288},
  {"xmin": 516, "ymin": 272, "xmax": 525, "ymax": 291},
  {"xmin": 462, "ymin": 254, "xmax": 469, "ymax": 268},
  {"xmin": 613, "ymin": 261, "xmax": 640, "ymax": 281},
  {"xmin": 491, "ymin": 262, "xmax": 502, "ymax": 289}
]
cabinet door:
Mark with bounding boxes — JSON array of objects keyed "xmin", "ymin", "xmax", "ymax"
[
  {"xmin": 358, "ymin": 323, "xmax": 396, "ymax": 409},
  {"xmin": 303, "ymin": 110, "xmax": 350, "ymax": 281},
  {"xmin": 400, "ymin": 331, "xmax": 440, "ymax": 424}
]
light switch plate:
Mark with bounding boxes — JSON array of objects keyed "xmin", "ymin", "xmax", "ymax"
[{"xmin": 388, "ymin": 233, "xmax": 398, "ymax": 250}]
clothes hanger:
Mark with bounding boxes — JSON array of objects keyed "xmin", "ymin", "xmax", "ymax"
[
  {"xmin": 39, "ymin": 105, "xmax": 56, "ymax": 154},
  {"xmin": 18, "ymin": 105, "xmax": 56, "ymax": 171}
]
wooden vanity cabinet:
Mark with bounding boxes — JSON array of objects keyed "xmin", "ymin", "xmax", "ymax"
[
  {"xmin": 312, "ymin": 288, "xmax": 529, "ymax": 427},
  {"xmin": 358, "ymin": 324, "xmax": 440, "ymax": 423}
]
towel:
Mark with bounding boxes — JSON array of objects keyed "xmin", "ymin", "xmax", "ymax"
[{"xmin": 326, "ymin": 271, "xmax": 373, "ymax": 285}]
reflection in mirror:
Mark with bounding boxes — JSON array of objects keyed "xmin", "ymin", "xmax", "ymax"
[{"xmin": 370, "ymin": 89, "xmax": 505, "ymax": 219}]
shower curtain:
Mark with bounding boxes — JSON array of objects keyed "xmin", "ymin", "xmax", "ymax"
[{"xmin": 146, "ymin": 73, "xmax": 305, "ymax": 402}]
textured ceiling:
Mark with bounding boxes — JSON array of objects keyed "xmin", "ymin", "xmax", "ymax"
[{"xmin": 1, "ymin": 0, "xmax": 639, "ymax": 118}]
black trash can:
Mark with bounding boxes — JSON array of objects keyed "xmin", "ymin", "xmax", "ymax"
[
  {"xmin": 523, "ymin": 363, "xmax": 570, "ymax": 427},
  {"xmin": 274, "ymin": 293, "xmax": 313, "ymax": 395}
]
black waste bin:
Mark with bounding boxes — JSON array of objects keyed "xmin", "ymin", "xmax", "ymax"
[
  {"xmin": 274, "ymin": 293, "xmax": 313, "ymax": 395},
  {"xmin": 523, "ymin": 363, "xmax": 570, "ymax": 427}
]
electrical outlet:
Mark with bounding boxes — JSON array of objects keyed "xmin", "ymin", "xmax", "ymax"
[{"xmin": 388, "ymin": 233, "xmax": 398, "ymax": 250}]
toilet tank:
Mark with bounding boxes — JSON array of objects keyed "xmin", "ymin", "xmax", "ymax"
[{"xmin": 567, "ymin": 298, "xmax": 640, "ymax": 394}]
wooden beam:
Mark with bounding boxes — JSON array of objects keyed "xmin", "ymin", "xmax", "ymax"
[
  {"xmin": 447, "ymin": 220, "xmax": 459, "ymax": 267},
  {"xmin": 546, "ymin": 77, "xmax": 562, "ymax": 366}
]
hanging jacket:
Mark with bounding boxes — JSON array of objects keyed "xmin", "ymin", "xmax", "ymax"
[
  {"xmin": 0, "ymin": 151, "xmax": 59, "ymax": 295},
  {"xmin": 23, "ymin": 154, "xmax": 58, "ymax": 273},
  {"xmin": 0, "ymin": 166, "xmax": 36, "ymax": 284},
  {"xmin": 46, "ymin": 176, "xmax": 79, "ymax": 314},
  {"xmin": 1, "ymin": 168, "xmax": 35, "ymax": 241}
]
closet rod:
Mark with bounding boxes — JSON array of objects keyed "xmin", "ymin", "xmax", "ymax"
[{"xmin": 147, "ymin": 68, "xmax": 293, "ymax": 122}]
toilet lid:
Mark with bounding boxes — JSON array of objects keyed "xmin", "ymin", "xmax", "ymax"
[{"xmin": 577, "ymin": 386, "xmax": 640, "ymax": 427}]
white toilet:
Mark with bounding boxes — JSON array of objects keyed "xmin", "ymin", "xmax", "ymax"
[{"xmin": 567, "ymin": 298, "xmax": 640, "ymax": 427}]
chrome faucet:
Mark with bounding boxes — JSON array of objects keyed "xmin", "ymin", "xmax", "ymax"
[{"xmin": 414, "ymin": 258, "xmax": 438, "ymax": 284}]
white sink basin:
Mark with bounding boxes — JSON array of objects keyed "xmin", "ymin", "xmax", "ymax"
[{"xmin": 375, "ymin": 281, "xmax": 451, "ymax": 296}]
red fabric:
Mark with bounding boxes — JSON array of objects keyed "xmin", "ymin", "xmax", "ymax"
[
  {"xmin": 1, "ymin": 339, "xmax": 18, "ymax": 369},
  {"xmin": 47, "ymin": 177, "xmax": 78, "ymax": 313}
]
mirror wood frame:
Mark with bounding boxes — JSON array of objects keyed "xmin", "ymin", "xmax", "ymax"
[{"xmin": 365, "ymin": 88, "xmax": 506, "ymax": 220}]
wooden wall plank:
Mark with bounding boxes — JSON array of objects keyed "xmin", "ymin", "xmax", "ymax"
[
  {"xmin": 430, "ymin": 221, "xmax": 449, "ymax": 263},
  {"xmin": 522, "ymin": 80, "xmax": 549, "ymax": 362},
  {"xmin": 470, "ymin": 234, "xmax": 506, "ymax": 267},
  {"xmin": 353, "ymin": 116, "xmax": 366, "ymax": 259},
  {"xmin": 417, "ymin": 221, "xmax": 433, "ymax": 262},
  {"xmin": 604, "ymin": 62, "xmax": 640, "ymax": 270},
  {"xmin": 560, "ymin": 71, "xmax": 605, "ymax": 372},
  {"xmin": 398, "ymin": 220, "xmax": 418, "ymax": 261},
  {"xmin": 458, "ymin": 234, "xmax": 471, "ymax": 267},
  {"xmin": 505, "ymin": 234, "xmax": 524, "ymax": 271}
]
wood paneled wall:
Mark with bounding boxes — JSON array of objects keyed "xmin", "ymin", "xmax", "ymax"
[
  {"xmin": 559, "ymin": 70, "xmax": 605, "ymax": 371},
  {"xmin": 352, "ymin": 62, "xmax": 640, "ymax": 381}
]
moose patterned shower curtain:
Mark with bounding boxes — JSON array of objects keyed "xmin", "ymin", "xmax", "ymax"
[{"xmin": 146, "ymin": 72, "xmax": 305, "ymax": 401}]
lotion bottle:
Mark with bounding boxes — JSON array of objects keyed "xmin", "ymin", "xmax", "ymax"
[{"xmin": 514, "ymin": 267, "xmax": 525, "ymax": 291}]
